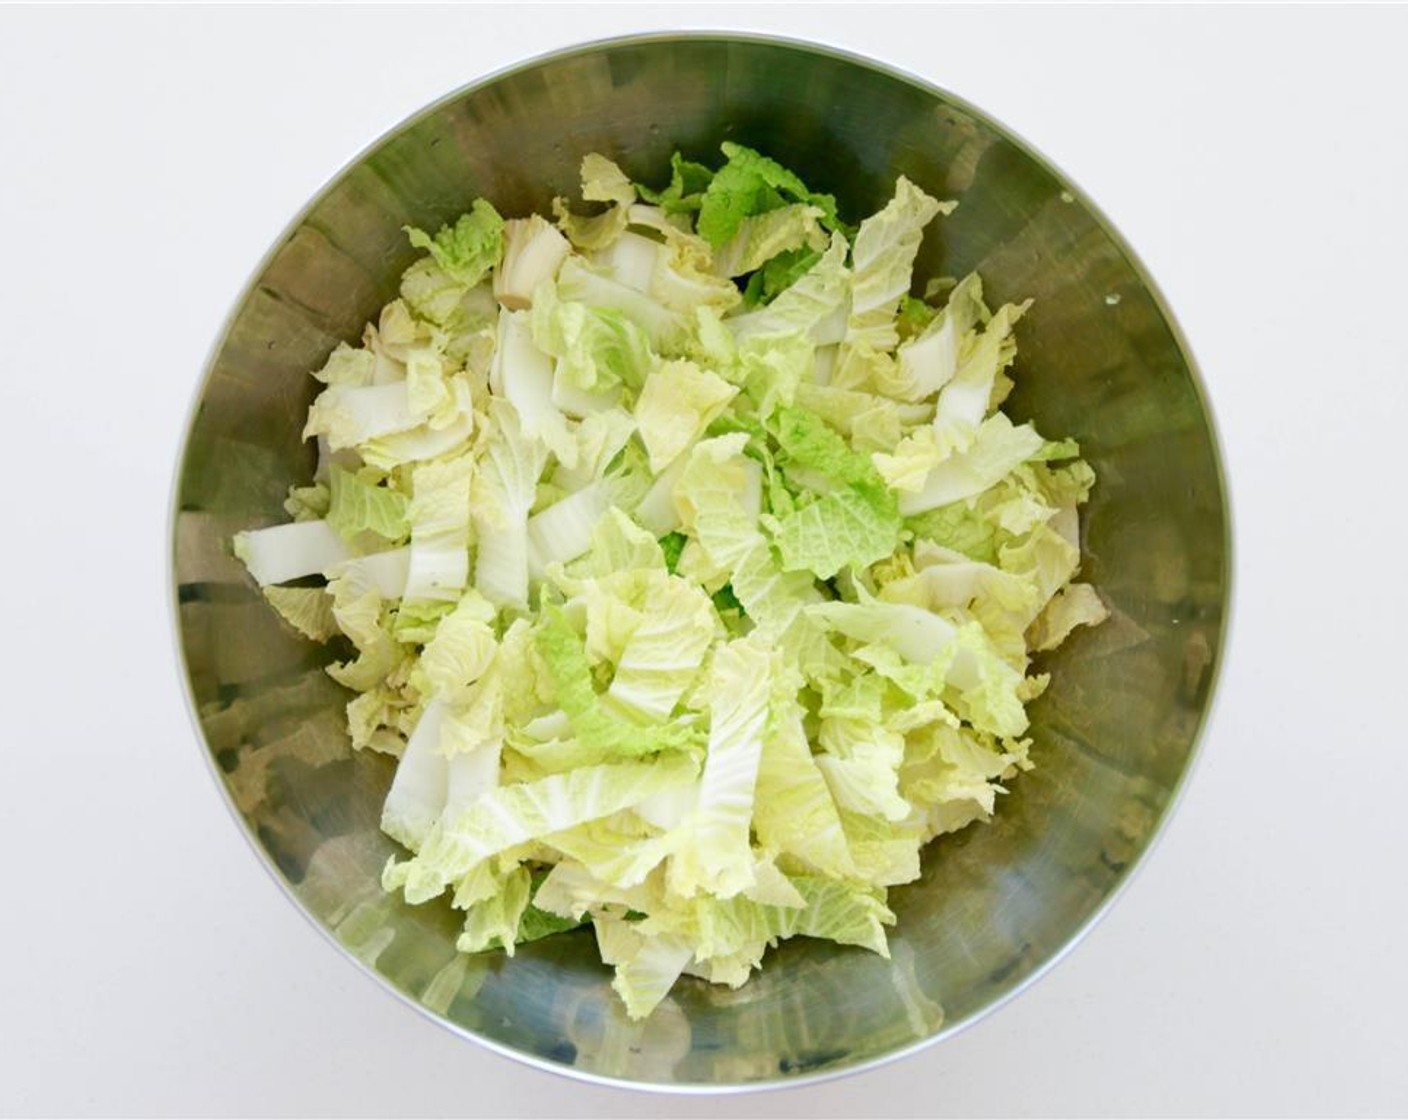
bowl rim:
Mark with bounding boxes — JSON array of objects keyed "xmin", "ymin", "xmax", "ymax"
[{"xmin": 167, "ymin": 27, "xmax": 1236, "ymax": 1096}]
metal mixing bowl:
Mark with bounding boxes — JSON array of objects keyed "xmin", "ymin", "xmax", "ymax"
[{"xmin": 171, "ymin": 32, "xmax": 1231, "ymax": 1091}]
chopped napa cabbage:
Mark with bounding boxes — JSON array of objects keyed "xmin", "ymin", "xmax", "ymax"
[
  {"xmin": 933, "ymin": 295, "xmax": 1031, "ymax": 452},
  {"xmin": 604, "ymin": 576, "xmax": 717, "ymax": 722},
  {"xmin": 380, "ymin": 699, "xmax": 451, "ymax": 851},
  {"xmin": 531, "ymin": 276, "xmax": 654, "ymax": 398},
  {"xmin": 471, "ymin": 400, "xmax": 549, "ymax": 609},
  {"xmin": 710, "ymin": 203, "xmax": 828, "ymax": 278},
  {"xmin": 898, "ymin": 413, "xmax": 1047, "ymax": 516},
  {"xmin": 752, "ymin": 707, "xmax": 855, "ymax": 878},
  {"xmin": 383, "ymin": 753, "xmax": 699, "ymax": 904},
  {"xmin": 725, "ymin": 232, "xmax": 851, "ymax": 344},
  {"xmin": 411, "ymin": 591, "xmax": 497, "ymax": 699},
  {"xmin": 839, "ymin": 177, "xmax": 953, "ymax": 368},
  {"xmin": 552, "ymin": 154, "xmax": 638, "ymax": 251},
  {"xmin": 495, "ymin": 215, "xmax": 570, "ymax": 310},
  {"xmin": 402, "ymin": 450, "xmax": 474, "ymax": 603},
  {"xmin": 535, "ymin": 607, "xmax": 704, "ymax": 762},
  {"xmin": 234, "ymin": 143, "xmax": 1103, "ymax": 1021},
  {"xmin": 695, "ymin": 142, "xmax": 842, "ymax": 249},
  {"xmin": 491, "ymin": 309, "xmax": 574, "ymax": 463},
  {"xmin": 634, "ymin": 359, "xmax": 738, "ymax": 472},
  {"xmin": 1027, "ymin": 581, "xmax": 1109, "ymax": 651},
  {"xmin": 405, "ymin": 199, "xmax": 504, "ymax": 287},
  {"xmin": 664, "ymin": 638, "xmax": 773, "ymax": 900},
  {"xmin": 767, "ymin": 405, "xmax": 902, "ymax": 578},
  {"xmin": 233, "ymin": 519, "xmax": 352, "ymax": 587},
  {"xmin": 324, "ymin": 466, "xmax": 409, "ymax": 544}
]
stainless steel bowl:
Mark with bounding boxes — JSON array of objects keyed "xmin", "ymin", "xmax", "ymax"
[{"xmin": 171, "ymin": 32, "xmax": 1231, "ymax": 1091}]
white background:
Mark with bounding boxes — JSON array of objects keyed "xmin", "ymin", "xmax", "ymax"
[{"xmin": 3, "ymin": 5, "xmax": 1404, "ymax": 1117}]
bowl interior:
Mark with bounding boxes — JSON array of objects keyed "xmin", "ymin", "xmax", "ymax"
[{"xmin": 172, "ymin": 35, "xmax": 1229, "ymax": 1088}]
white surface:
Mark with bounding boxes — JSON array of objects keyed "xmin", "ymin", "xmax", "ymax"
[{"xmin": 2, "ymin": 4, "xmax": 1404, "ymax": 1116}]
